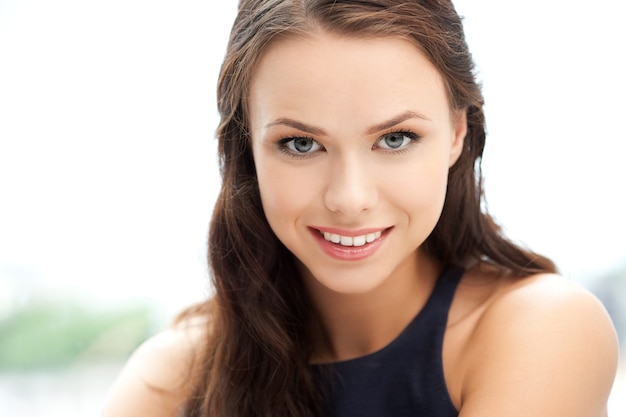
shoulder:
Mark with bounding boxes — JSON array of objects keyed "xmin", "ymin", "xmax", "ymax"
[
  {"xmin": 100, "ymin": 314, "xmax": 209, "ymax": 417},
  {"xmin": 459, "ymin": 271, "xmax": 619, "ymax": 416}
]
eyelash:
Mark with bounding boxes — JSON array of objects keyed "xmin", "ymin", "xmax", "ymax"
[
  {"xmin": 276, "ymin": 129, "xmax": 421, "ymax": 159},
  {"xmin": 277, "ymin": 135, "xmax": 320, "ymax": 160},
  {"xmin": 376, "ymin": 129, "xmax": 421, "ymax": 154}
]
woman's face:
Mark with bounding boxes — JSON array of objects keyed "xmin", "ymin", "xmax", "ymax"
[{"xmin": 249, "ymin": 31, "xmax": 466, "ymax": 294}]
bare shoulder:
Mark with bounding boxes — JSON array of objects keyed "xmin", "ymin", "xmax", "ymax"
[
  {"xmin": 459, "ymin": 271, "xmax": 619, "ymax": 416},
  {"xmin": 100, "ymin": 314, "xmax": 209, "ymax": 417}
]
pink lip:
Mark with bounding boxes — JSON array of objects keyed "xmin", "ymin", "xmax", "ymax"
[
  {"xmin": 311, "ymin": 226, "xmax": 388, "ymax": 237},
  {"xmin": 308, "ymin": 226, "xmax": 391, "ymax": 261}
]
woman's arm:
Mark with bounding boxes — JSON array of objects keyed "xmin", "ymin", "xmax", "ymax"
[
  {"xmin": 460, "ymin": 274, "xmax": 619, "ymax": 417},
  {"xmin": 100, "ymin": 322, "xmax": 205, "ymax": 417}
]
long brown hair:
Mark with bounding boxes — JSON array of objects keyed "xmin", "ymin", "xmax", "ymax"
[{"xmin": 182, "ymin": 1, "xmax": 556, "ymax": 416}]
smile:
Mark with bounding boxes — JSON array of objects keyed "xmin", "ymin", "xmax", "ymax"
[
  {"xmin": 320, "ymin": 230, "xmax": 383, "ymax": 247},
  {"xmin": 310, "ymin": 227, "xmax": 389, "ymax": 261}
]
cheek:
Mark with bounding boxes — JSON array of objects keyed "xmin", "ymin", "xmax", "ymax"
[
  {"xmin": 255, "ymin": 160, "xmax": 321, "ymax": 228},
  {"xmin": 389, "ymin": 154, "xmax": 450, "ymax": 219}
]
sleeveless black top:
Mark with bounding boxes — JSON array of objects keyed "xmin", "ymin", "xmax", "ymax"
[{"xmin": 311, "ymin": 266, "xmax": 463, "ymax": 417}]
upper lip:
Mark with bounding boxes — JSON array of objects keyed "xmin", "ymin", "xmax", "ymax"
[{"xmin": 310, "ymin": 226, "xmax": 390, "ymax": 237}]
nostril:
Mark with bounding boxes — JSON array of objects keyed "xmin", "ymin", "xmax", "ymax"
[
  {"xmin": 323, "ymin": 161, "xmax": 378, "ymax": 216},
  {"xmin": 324, "ymin": 182, "xmax": 377, "ymax": 217}
]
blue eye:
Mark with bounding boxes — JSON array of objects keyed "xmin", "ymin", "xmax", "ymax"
[
  {"xmin": 280, "ymin": 137, "xmax": 322, "ymax": 155},
  {"xmin": 377, "ymin": 131, "xmax": 419, "ymax": 150}
]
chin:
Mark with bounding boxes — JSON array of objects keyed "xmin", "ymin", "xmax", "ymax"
[{"xmin": 302, "ymin": 263, "xmax": 393, "ymax": 296}]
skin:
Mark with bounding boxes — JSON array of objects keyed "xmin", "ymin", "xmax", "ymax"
[
  {"xmin": 249, "ymin": 32, "xmax": 465, "ymax": 361},
  {"xmin": 100, "ymin": 32, "xmax": 619, "ymax": 417}
]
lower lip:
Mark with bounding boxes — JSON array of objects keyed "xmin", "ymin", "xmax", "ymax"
[{"xmin": 309, "ymin": 228, "xmax": 389, "ymax": 261}]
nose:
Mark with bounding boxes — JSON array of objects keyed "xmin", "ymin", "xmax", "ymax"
[{"xmin": 323, "ymin": 153, "xmax": 378, "ymax": 217}]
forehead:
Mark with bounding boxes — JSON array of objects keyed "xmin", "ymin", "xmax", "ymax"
[{"xmin": 248, "ymin": 31, "xmax": 451, "ymax": 127}]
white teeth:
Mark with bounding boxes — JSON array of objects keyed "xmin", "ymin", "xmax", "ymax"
[
  {"xmin": 321, "ymin": 230, "xmax": 382, "ymax": 247},
  {"xmin": 323, "ymin": 232, "xmax": 342, "ymax": 243}
]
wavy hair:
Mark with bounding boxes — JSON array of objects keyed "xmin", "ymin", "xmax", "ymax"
[{"xmin": 182, "ymin": 1, "xmax": 556, "ymax": 416}]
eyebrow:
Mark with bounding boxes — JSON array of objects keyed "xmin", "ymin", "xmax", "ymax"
[
  {"xmin": 366, "ymin": 110, "xmax": 431, "ymax": 134},
  {"xmin": 264, "ymin": 110, "xmax": 431, "ymax": 136},
  {"xmin": 265, "ymin": 118, "xmax": 327, "ymax": 136}
]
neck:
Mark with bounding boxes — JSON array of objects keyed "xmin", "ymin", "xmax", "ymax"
[{"xmin": 306, "ymin": 252, "xmax": 441, "ymax": 363}]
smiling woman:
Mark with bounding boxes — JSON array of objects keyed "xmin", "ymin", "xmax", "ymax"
[
  {"xmin": 100, "ymin": 1, "xmax": 619, "ymax": 417},
  {"xmin": 249, "ymin": 34, "xmax": 465, "ymax": 295}
]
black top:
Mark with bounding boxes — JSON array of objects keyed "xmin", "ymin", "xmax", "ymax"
[{"xmin": 311, "ymin": 266, "xmax": 464, "ymax": 417}]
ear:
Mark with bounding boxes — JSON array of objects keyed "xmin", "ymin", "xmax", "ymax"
[{"xmin": 449, "ymin": 109, "xmax": 467, "ymax": 167}]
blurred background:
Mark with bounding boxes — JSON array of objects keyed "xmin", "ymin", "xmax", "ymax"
[{"xmin": 0, "ymin": 0, "xmax": 624, "ymax": 415}]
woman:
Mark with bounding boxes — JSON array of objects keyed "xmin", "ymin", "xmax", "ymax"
[{"xmin": 101, "ymin": 1, "xmax": 619, "ymax": 416}]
